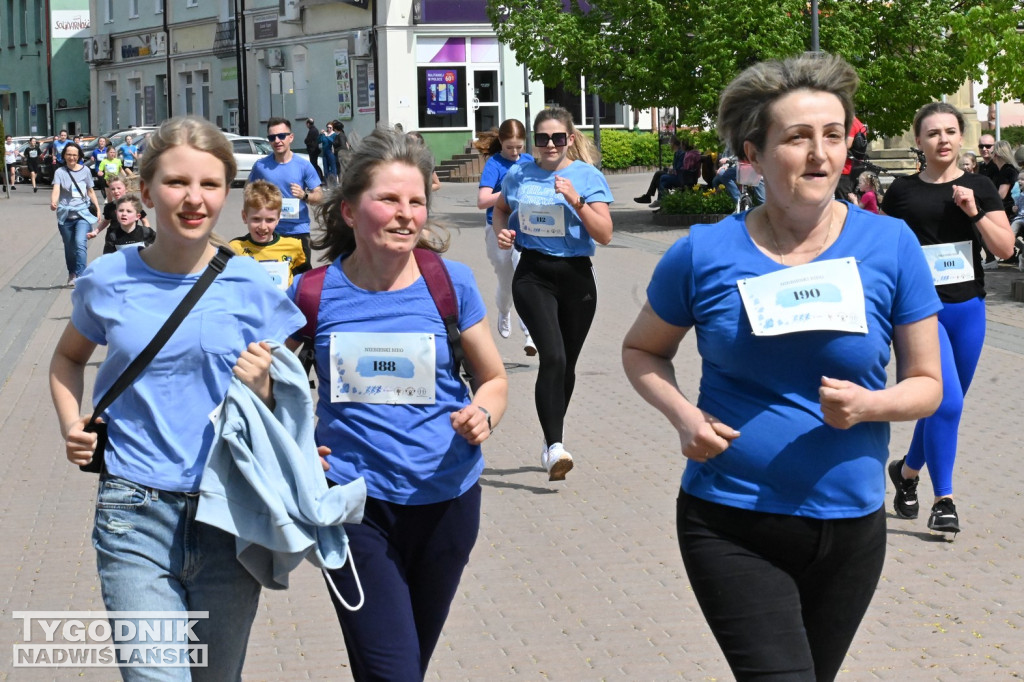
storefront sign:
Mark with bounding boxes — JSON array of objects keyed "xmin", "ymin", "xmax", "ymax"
[
  {"xmin": 51, "ymin": 10, "xmax": 91, "ymax": 38},
  {"xmin": 425, "ymin": 69, "xmax": 458, "ymax": 115}
]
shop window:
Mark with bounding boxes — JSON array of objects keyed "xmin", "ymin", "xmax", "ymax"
[
  {"xmin": 544, "ymin": 82, "xmax": 625, "ymax": 127},
  {"xmin": 417, "ymin": 65, "xmax": 467, "ymax": 129}
]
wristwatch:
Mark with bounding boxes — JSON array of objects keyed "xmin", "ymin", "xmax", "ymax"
[
  {"xmin": 574, "ymin": 194, "xmax": 587, "ymax": 211},
  {"xmin": 477, "ymin": 406, "xmax": 494, "ymax": 434}
]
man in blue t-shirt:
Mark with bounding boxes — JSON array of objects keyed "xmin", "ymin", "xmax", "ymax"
[{"xmin": 247, "ymin": 116, "xmax": 323, "ymax": 263}]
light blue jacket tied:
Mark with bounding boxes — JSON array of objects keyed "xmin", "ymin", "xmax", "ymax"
[{"xmin": 197, "ymin": 342, "xmax": 366, "ymax": 590}]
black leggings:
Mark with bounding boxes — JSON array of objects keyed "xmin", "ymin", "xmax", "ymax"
[
  {"xmin": 677, "ymin": 492, "xmax": 886, "ymax": 681},
  {"xmin": 512, "ymin": 249, "xmax": 597, "ymax": 445}
]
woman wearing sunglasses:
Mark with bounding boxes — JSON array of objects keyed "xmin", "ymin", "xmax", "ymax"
[{"xmin": 492, "ymin": 106, "xmax": 614, "ymax": 481}]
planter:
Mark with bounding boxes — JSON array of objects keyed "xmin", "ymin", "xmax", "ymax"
[{"xmin": 651, "ymin": 212, "xmax": 730, "ymax": 228}]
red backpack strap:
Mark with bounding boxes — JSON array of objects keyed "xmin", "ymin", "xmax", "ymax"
[
  {"xmin": 413, "ymin": 248, "xmax": 469, "ymax": 382},
  {"xmin": 294, "ymin": 264, "xmax": 329, "ymax": 343}
]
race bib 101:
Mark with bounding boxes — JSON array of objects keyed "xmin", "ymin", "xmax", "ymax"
[{"xmin": 921, "ymin": 241, "xmax": 974, "ymax": 286}]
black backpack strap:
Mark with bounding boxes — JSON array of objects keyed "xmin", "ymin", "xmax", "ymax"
[{"xmin": 86, "ymin": 245, "xmax": 234, "ymax": 425}]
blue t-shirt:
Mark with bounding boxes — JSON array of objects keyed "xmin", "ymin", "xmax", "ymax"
[
  {"xmin": 71, "ymin": 248, "xmax": 306, "ymax": 493},
  {"xmin": 51, "ymin": 139, "xmax": 71, "ymax": 165},
  {"xmin": 645, "ymin": 206, "xmax": 942, "ymax": 519},
  {"xmin": 479, "ymin": 152, "xmax": 534, "ymax": 225},
  {"xmin": 502, "ymin": 160, "xmax": 614, "ymax": 257},
  {"xmin": 118, "ymin": 144, "xmax": 139, "ymax": 168},
  {"xmin": 247, "ymin": 155, "xmax": 322, "ymax": 236},
  {"xmin": 287, "ymin": 254, "xmax": 487, "ymax": 505}
]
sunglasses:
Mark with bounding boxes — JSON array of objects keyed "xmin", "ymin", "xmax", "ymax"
[
  {"xmin": 268, "ymin": 133, "xmax": 291, "ymax": 142},
  {"xmin": 534, "ymin": 132, "xmax": 569, "ymax": 148},
  {"xmin": 978, "ymin": 144, "xmax": 993, "ymax": 149}
]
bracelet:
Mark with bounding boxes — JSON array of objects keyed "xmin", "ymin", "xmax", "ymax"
[
  {"xmin": 969, "ymin": 210, "xmax": 985, "ymax": 223},
  {"xmin": 477, "ymin": 406, "xmax": 494, "ymax": 433}
]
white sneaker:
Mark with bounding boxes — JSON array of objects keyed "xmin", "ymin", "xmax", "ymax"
[
  {"xmin": 543, "ymin": 442, "xmax": 574, "ymax": 481},
  {"xmin": 523, "ymin": 334, "xmax": 537, "ymax": 357},
  {"xmin": 982, "ymin": 259, "xmax": 999, "ymax": 270},
  {"xmin": 497, "ymin": 312, "xmax": 512, "ymax": 339}
]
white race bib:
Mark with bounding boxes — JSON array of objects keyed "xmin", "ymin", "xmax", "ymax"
[
  {"xmin": 330, "ymin": 332, "xmax": 437, "ymax": 404},
  {"xmin": 123, "ymin": 158, "xmax": 134, "ymax": 168},
  {"xmin": 280, "ymin": 197, "xmax": 300, "ymax": 219},
  {"xmin": 737, "ymin": 257, "xmax": 868, "ymax": 336},
  {"xmin": 921, "ymin": 241, "xmax": 974, "ymax": 286},
  {"xmin": 519, "ymin": 203, "xmax": 566, "ymax": 238},
  {"xmin": 259, "ymin": 260, "xmax": 291, "ymax": 290}
]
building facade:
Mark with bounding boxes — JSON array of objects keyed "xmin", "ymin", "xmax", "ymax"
[
  {"xmin": 0, "ymin": 0, "xmax": 92, "ymax": 137},
  {"xmin": 81, "ymin": 0, "xmax": 637, "ymax": 163}
]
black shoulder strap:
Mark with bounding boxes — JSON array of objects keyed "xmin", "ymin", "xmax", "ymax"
[{"xmin": 87, "ymin": 246, "xmax": 234, "ymax": 425}]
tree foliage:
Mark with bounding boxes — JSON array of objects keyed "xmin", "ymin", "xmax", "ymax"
[{"xmin": 488, "ymin": 0, "xmax": 1024, "ymax": 137}]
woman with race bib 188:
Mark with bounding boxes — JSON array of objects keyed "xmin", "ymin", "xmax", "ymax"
[
  {"xmin": 881, "ymin": 101, "xmax": 1014, "ymax": 536},
  {"xmin": 493, "ymin": 106, "xmax": 614, "ymax": 481}
]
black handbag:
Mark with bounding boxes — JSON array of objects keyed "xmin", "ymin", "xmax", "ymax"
[{"xmin": 80, "ymin": 246, "xmax": 234, "ymax": 473}]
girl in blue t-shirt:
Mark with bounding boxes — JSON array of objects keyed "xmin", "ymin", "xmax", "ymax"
[
  {"xmin": 475, "ymin": 119, "xmax": 536, "ymax": 353},
  {"xmin": 295, "ymin": 127, "xmax": 508, "ymax": 681},
  {"xmin": 493, "ymin": 106, "xmax": 614, "ymax": 481},
  {"xmin": 50, "ymin": 116, "xmax": 305, "ymax": 681}
]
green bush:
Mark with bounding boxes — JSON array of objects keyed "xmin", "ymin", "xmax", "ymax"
[
  {"xmin": 584, "ymin": 128, "xmax": 720, "ymax": 169},
  {"xmin": 596, "ymin": 130, "xmax": 635, "ymax": 169},
  {"xmin": 660, "ymin": 186, "xmax": 735, "ymax": 215},
  {"xmin": 999, "ymin": 125, "xmax": 1024, "ymax": 147}
]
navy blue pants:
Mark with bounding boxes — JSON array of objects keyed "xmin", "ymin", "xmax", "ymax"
[
  {"xmin": 324, "ymin": 484, "xmax": 481, "ymax": 681},
  {"xmin": 677, "ymin": 492, "xmax": 886, "ymax": 682}
]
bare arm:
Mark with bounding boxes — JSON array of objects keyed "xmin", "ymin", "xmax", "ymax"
[
  {"xmin": 305, "ymin": 186, "xmax": 324, "ymax": 204},
  {"xmin": 449, "ymin": 320, "xmax": 508, "ymax": 445},
  {"xmin": 818, "ymin": 315, "xmax": 942, "ymax": 428},
  {"xmin": 477, "ymin": 186, "xmax": 501, "ymax": 211},
  {"xmin": 49, "ymin": 323, "xmax": 99, "ymax": 466},
  {"xmin": 621, "ymin": 304, "xmax": 740, "ymax": 461},
  {"xmin": 952, "ymin": 182, "xmax": 1016, "ymax": 259}
]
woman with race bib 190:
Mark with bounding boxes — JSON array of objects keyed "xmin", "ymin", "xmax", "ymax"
[
  {"xmin": 881, "ymin": 101, "xmax": 1014, "ymax": 536},
  {"xmin": 493, "ymin": 106, "xmax": 614, "ymax": 481}
]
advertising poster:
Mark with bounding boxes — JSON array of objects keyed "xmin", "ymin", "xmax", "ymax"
[
  {"xmin": 425, "ymin": 69, "xmax": 459, "ymax": 115},
  {"xmin": 334, "ymin": 48, "xmax": 353, "ymax": 120}
]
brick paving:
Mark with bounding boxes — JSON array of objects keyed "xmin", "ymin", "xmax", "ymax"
[{"xmin": 0, "ymin": 172, "xmax": 1021, "ymax": 681}]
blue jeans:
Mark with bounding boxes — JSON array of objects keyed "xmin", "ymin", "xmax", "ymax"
[
  {"xmin": 57, "ymin": 215, "xmax": 91, "ymax": 277},
  {"xmin": 93, "ymin": 475, "xmax": 262, "ymax": 682}
]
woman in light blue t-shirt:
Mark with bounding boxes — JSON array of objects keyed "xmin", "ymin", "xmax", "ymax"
[
  {"xmin": 493, "ymin": 106, "xmax": 614, "ymax": 482},
  {"xmin": 50, "ymin": 117, "xmax": 304, "ymax": 681}
]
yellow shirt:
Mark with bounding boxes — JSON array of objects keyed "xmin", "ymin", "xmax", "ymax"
[{"xmin": 229, "ymin": 234, "xmax": 307, "ymax": 288}]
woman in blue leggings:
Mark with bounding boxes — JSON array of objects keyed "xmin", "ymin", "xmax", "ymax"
[{"xmin": 881, "ymin": 101, "xmax": 1014, "ymax": 535}]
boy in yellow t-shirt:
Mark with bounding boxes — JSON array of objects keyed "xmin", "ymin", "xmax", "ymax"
[{"xmin": 229, "ymin": 180, "xmax": 308, "ymax": 290}]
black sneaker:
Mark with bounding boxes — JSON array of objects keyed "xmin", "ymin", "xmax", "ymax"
[
  {"xmin": 633, "ymin": 194, "xmax": 651, "ymax": 204},
  {"xmin": 888, "ymin": 458, "xmax": 919, "ymax": 519},
  {"xmin": 928, "ymin": 498, "xmax": 960, "ymax": 533}
]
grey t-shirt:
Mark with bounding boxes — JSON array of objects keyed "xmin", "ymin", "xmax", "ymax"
[{"xmin": 55, "ymin": 165, "xmax": 94, "ymax": 211}]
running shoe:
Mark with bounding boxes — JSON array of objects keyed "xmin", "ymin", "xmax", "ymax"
[
  {"xmin": 982, "ymin": 259, "xmax": 999, "ymax": 270},
  {"xmin": 497, "ymin": 312, "xmax": 511, "ymax": 339},
  {"xmin": 633, "ymin": 194, "xmax": 651, "ymax": 204},
  {"xmin": 543, "ymin": 443, "xmax": 574, "ymax": 481},
  {"xmin": 927, "ymin": 498, "xmax": 960, "ymax": 533},
  {"xmin": 523, "ymin": 335, "xmax": 537, "ymax": 357},
  {"xmin": 888, "ymin": 458, "xmax": 920, "ymax": 519}
]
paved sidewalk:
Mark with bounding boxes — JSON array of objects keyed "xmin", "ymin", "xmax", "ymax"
[{"xmin": 1, "ymin": 173, "xmax": 1022, "ymax": 680}]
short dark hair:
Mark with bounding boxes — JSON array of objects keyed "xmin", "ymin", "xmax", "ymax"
[
  {"xmin": 267, "ymin": 117, "xmax": 291, "ymax": 131},
  {"xmin": 912, "ymin": 101, "xmax": 964, "ymax": 137}
]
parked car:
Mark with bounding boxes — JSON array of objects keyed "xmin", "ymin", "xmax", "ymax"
[{"xmin": 225, "ymin": 134, "xmax": 309, "ymax": 187}]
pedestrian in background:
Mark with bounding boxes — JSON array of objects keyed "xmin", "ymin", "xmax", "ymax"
[
  {"xmin": 305, "ymin": 118, "xmax": 324, "ymax": 181},
  {"xmin": 50, "ymin": 143, "xmax": 100, "ymax": 287},
  {"xmin": 623, "ymin": 53, "xmax": 943, "ymax": 681}
]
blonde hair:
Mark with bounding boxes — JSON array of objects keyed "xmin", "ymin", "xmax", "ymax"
[
  {"xmin": 858, "ymin": 171, "xmax": 881, "ymax": 196},
  {"xmin": 139, "ymin": 116, "xmax": 237, "ymax": 186},
  {"xmin": 535, "ymin": 107, "xmax": 598, "ymax": 165},
  {"xmin": 243, "ymin": 180, "xmax": 283, "ymax": 214},
  {"xmin": 993, "ymin": 140, "xmax": 1018, "ymax": 169}
]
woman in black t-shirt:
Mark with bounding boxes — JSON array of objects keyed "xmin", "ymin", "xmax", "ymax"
[{"xmin": 881, "ymin": 102, "xmax": 1014, "ymax": 538}]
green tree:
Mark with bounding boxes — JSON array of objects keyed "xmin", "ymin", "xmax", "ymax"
[{"xmin": 488, "ymin": 0, "xmax": 1024, "ymax": 137}]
